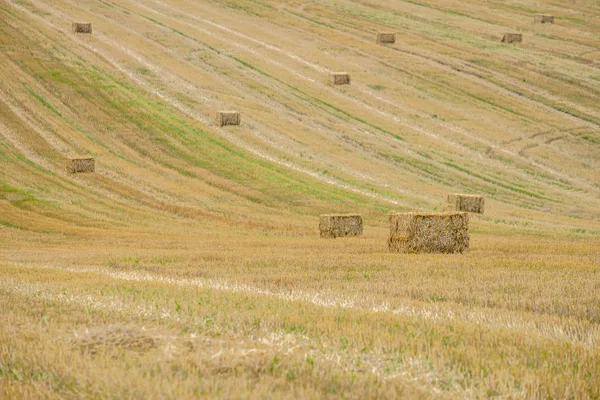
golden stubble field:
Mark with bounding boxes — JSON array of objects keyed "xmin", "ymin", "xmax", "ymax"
[
  {"xmin": 1, "ymin": 228, "xmax": 599, "ymax": 398},
  {"xmin": 1, "ymin": 0, "xmax": 600, "ymax": 398}
]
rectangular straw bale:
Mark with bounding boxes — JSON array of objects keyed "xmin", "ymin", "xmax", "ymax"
[
  {"xmin": 534, "ymin": 14, "xmax": 554, "ymax": 24},
  {"xmin": 447, "ymin": 194, "xmax": 485, "ymax": 214},
  {"xmin": 72, "ymin": 23, "xmax": 92, "ymax": 34},
  {"xmin": 376, "ymin": 32, "xmax": 396, "ymax": 44},
  {"xmin": 216, "ymin": 111, "xmax": 240, "ymax": 127},
  {"xmin": 66, "ymin": 158, "xmax": 95, "ymax": 174},
  {"xmin": 501, "ymin": 33, "xmax": 522, "ymax": 43},
  {"xmin": 331, "ymin": 72, "xmax": 350, "ymax": 85},
  {"xmin": 319, "ymin": 214, "xmax": 363, "ymax": 238},
  {"xmin": 388, "ymin": 212, "xmax": 469, "ymax": 253}
]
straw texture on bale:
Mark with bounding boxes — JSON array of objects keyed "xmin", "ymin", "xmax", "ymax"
[
  {"xmin": 388, "ymin": 212, "xmax": 469, "ymax": 254},
  {"xmin": 331, "ymin": 72, "xmax": 350, "ymax": 85},
  {"xmin": 216, "ymin": 111, "xmax": 240, "ymax": 127},
  {"xmin": 502, "ymin": 33, "xmax": 522, "ymax": 43},
  {"xmin": 66, "ymin": 158, "xmax": 95, "ymax": 174},
  {"xmin": 72, "ymin": 23, "xmax": 92, "ymax": 34},
  {"xmin": 534, "ymin": 14, "xmax": 554, "ymax": 24},
  {"xmin": 447, "ymin": 194, "xmax": 485, "ymax": 214},
  {"xmin": 319, "ymin": 214, "xmax": 363, "ymax": 238},
  {"xmin": 376, "ymin": 32, "xmax": 396, "ymax": 44}
]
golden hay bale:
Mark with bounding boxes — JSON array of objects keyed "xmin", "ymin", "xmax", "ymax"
[
  {"xmin": 331, "ymin": 72, "xmax": 351, "ymax": 85},
  {"xmin": 388, "ymin": 212, "xmax": 469, "ymax": 254},
  {"xmin": 216, "ymin": 111, "xmax": 240, "ymax": 127},
  {"xmin": 501, "ymin": 33, "xmax": 522, "ymax": 43},
  {"xmin": 72, "ymin": 23, "xmax": 92, "ymax": 34},
  {"xmin": 319, "ymin": 214, "xmax": 363, "ymax": 238},
  {"xmin": 376, "ymin": 32, "xmax": 396, "ymax": 44},
  {"xmin": 66, "ymin": 157, "xmax": 95, "ymax": 174},
  {"xmin": 447, "ymin": 194, "xmax": 485, "ymax": 214},
  {"xmin": 534, "ymin": 14, "xmax": 554, "ymax": 24}
]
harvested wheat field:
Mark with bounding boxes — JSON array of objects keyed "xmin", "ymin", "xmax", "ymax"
[{"xmin": 0, "ymin": 0, "xmax": 599, "ymax": 398}]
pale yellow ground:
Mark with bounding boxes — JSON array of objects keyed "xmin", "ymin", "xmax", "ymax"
[{"xmin": 0, "ymin": 0, "xmax": 599, "ymax": 398}]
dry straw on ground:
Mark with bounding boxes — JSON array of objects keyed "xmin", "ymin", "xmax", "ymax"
[
  {"xmin": 216, "ymin": 111, "xmax": 241, "ymax": 127},
  {"xmin": 376, "ymin": 32, "xmax": 396, "ymax": 44},
  {"xmin": 534, "ymin": 15, "xmax": 554, "ymax": 24},
  {"xmin": 331, "ymin": 72, "xmax": 351, "ymax": 85},
  {"xmin": 502, "ymin": 33, "xmax": 523, "ymax": 43},
  {"xmin": 72, "ymin": 325, "xmax": 157, "ymax": 355},
  {"xmin": 72, "ymin": 23, "xmax": 92, "ymax": 34},
  {"xmin": 447, "ymin": 194, "xmax": 485, "ymax": 214},
  {"xmin": 388, "ymin": 212, "xmax": 469, "ymax": 253},
  {"xmin": 319, "ymin": 214, "xmax": 363, "ymax": 238},
  {"xmin": 66, "ymin": 158, "xmax": 95, "ymax": 174}
]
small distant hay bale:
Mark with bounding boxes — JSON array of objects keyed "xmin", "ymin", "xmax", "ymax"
[
  {"xmin": 331, "ymin": 72, "xmax": 350, "ymax": 85},
  {"xmin": 534, "ymin": 14, "xmax": 554, "ymax": 24},
  {"xmin": 388, "ymin": 212, "xmax": 469, "ymax": 254},
  {"xmin": 501, "ymin": 33, "xmax": 522, "ymax": 43},
  {"xmin": 319, "ymin": 214, "xmax": 363, "ymax": 238},
  {"xmin": 376, "ymin": 32, "xmax": 396, "ymax": 44},
  {"xmin": 216, "ymin": 111, "xmax": 240, "ymax": 127},
  {"xmin": 447, "ymin": 194, "xmax": 485, "ymax": 214},
  {"xmin": 72, "ymin": 23, "xmax": 92, "ymax": 34},
  {"xmin": 66, "ymin": 157, "xmax": 95, "ymax": 174}
]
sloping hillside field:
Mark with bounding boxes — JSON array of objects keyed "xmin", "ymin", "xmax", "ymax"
[{"xmin": 1, "ymin": 0, "xmax": 599, "ymax": 398}]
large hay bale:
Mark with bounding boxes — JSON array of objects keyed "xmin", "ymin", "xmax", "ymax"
[
  {"xmin": 534, "ymin": 14, "xmax": 554, "ymax": 24},
  {"xmin": 447, "ymin": 194, "xmax": 485, "ymax": 214},
  {"xmin": 66, "ymin": 157, "xmax": 95, "ymax": 174},
  {"xmin": 331, "ymin": 72, "xmax": 350, "ymax": 85},
  {"xmin": 376, "ymin": 32, "xmax": 396, "ymax": 44},
  {"xmin": 72, "ymin": 23, "xmax": 92, "ymax": 34},
  {"xmin": 216, "ymin": 111, "xmax": 240, "ymax": 127},
  {"xmin": 319, "ymin": 214, "xmax": 363, "ymax": 238},
  {"xmin": 501, "ymin": 33, "xmax": 522, "ymax": 43},
  {"xmin": 388, "ymin": 212, "xmax": 469, "ymax": 253}
]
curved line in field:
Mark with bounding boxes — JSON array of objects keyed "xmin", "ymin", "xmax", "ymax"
[
  {"xmin": 76, "ymin": 0, "xmax": 434, "ymax": 201},
  {"xmin": 17, "ymin": 263, "xmax": 600, "ymax": 349},
  {"xmin": 1, "ymin": 276, "xmax": 456, "ymax": 395},
  {"xmin": 9, "ymin": 1, "xmax": 412, "ymax": 207},
  {"xmin": 135, "ymin": 0, "xmax": 600, "ymax": 197}
]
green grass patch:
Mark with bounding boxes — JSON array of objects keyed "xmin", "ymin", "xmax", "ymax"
[
  {"xmin": 561, "ymin": 16, "xmax": 586, "ymax": 25},
  {"xmin": 0, "ymin": 219, "xmax": 21, "ymax": 229},
  {"xmin": 45, "ymin": 71, "xmax": 75, "ymax": 86},
  {"xmin": 368, "ymin": 84, "xmax": 385, "ymax": 91},
  {"xmin": 26, "ymin": 87, "xmax": 62, "ymax": 118},
  {"xmin": 0, "ymin": 181, "xmax": 34, "ymax": 201},
  {"xmin": 87, "ymin": 60, "xmax": 389, "ymax": 210},
  {"xmin": 581, "ymin": 135, "xmax": 599, "ymax": 145}
]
